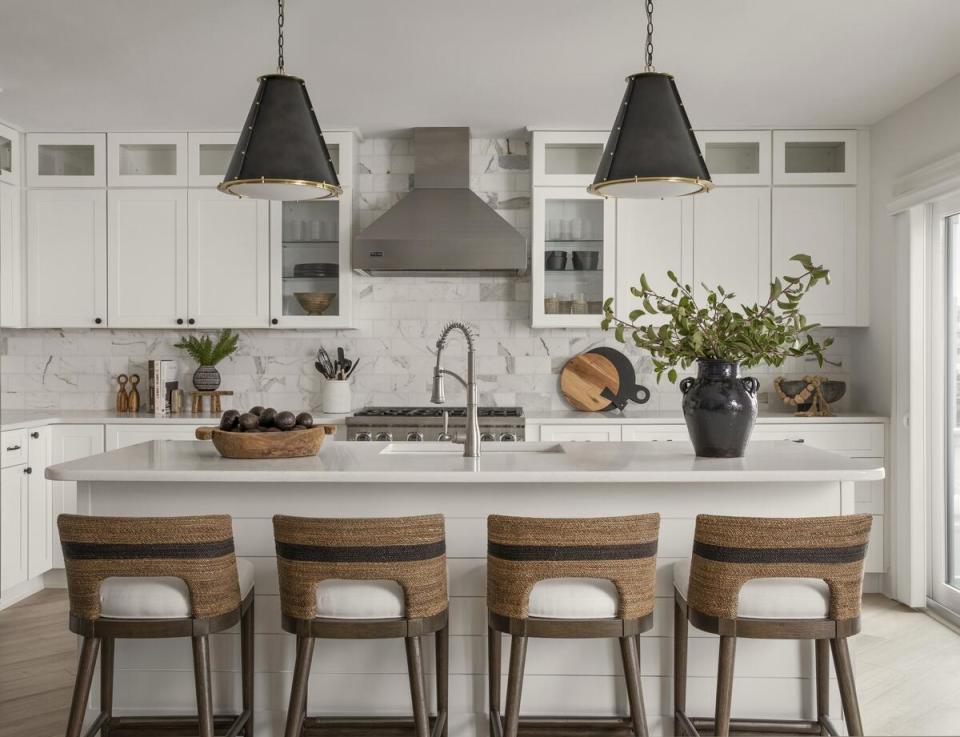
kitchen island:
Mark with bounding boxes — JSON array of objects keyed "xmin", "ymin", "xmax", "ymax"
[{"xmin": 47, "ymin": 440, "xmax": 884, "ymax": 737}]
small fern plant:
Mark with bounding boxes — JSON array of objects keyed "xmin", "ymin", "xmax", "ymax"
[{"xmin": 174, "ymin": 329, "xmax": 240, "ymax": 367}]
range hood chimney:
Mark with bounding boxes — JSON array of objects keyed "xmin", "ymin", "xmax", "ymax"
[{"xmin": 353, "ymin": 128, "xmax": 528, "ymax": 276}]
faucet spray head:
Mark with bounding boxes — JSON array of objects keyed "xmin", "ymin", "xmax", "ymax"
[{"xmin": 431, "ymin": 368, "xmax": 445, "ymax": 404}]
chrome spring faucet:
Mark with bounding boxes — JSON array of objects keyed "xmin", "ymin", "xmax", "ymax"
[{"xmin": 431, "ymin": 321, "xmax": 480, "ymax": 457}]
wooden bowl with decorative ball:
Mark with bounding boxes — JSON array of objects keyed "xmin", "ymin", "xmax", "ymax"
[{"xmin": 195, "ymin": 425, "xmax": 336, "ymax": 459}]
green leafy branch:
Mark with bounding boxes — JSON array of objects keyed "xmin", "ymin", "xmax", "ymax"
[
  {"xmin": 600, "ymin": 254, "xmax": 835, "ymax": 383},
  {"xmin": 173, "ymin": 329, "xmax": 240, "ymax": 367}
]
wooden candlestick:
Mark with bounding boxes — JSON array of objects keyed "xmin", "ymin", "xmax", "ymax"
[
  {"xmin": 116, "ymin": 374, "xmax": 129, "ymax": 413},
  {"xmin": 128, "ymin": 374, "xmax": 141, "ymax": 413}
]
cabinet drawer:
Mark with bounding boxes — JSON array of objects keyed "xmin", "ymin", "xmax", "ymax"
[
  {"xmin": 1, "ymin": 429, "xmax": 27, "ymax": 468},
  {"xmin": 539, "ymin": 424, "xmax": 622, "ymax": 442},
  {"xmin": 750, "ymin": 423, "xmax": 884, "ymax": 457},
  {"xmin": 621, "ymin": 426, "xmax": 690, "ymax": 442}
]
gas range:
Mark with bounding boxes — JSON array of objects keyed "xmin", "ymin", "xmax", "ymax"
[{"xmin": 345, "ymin": 407, "xmax": 525, "ymax": 442}]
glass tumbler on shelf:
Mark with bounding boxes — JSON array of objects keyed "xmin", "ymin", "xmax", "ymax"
[
  {"xmin": 571, "ymin": 293, "xmax": 588, "ymax": 315},
  {"xmin": 544, "ymin": 294, "xmax": 560, "ymax": 314}
]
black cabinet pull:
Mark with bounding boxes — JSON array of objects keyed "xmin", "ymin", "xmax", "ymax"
[
  {"xmin": 176, "ymin": 318, "xmax": 184, "ymax": 325},
  {"xmin": 271, "ymin": 318, "xmax": 279, "ymax": 325},
  {"xmin": 188, "ymin": 318, "xmax": 196, "ymax": 325},
  {"xmin": 5, "ymin": 444, "xmax": 21, "ymax": 451},
  {"xmin": 23, "ymin": 467, "xmax": 32, "ymax": 475},
  {"xmin": 94, "ymin": 317, "xmax": 103, "ymax": 325},
  {"xmin": 30, "ymin": 431, "xmax": 39, "ymax": 439}
]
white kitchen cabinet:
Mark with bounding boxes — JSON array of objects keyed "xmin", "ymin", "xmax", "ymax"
[
  {"xmin": 692, "ymin": 186, "xmax": 771, "ymax": 309},
  {"xmin": 615, "ymin": 198, "xmax": 692, "ymax": 326},
  {"xmin": 108, "ymin": 189, "xmax": 188, "ymax": 328},
  {"xmin": 621, "ymin": 426, "xmax": 691, "ymax": 442},
  {"xmin": 530, "ymin": 130, "xmax": 607, "ymax": 187},
  {"xmin": 772, "ymin": 187, "xmax": 860, "ymax": 326},
  {"xmin": 26, "ymin": 133, "xmax": 106, "ymax": 187},
  {"xmin": 50, "ymin": 425, "xmax": 104, "ymax": 568},
  {"xmin": 531, "ymin": 186, "xmax": 615, "ymax": 328},
  {"xmin": 108, "ymin": 132, "xmax": 188, "ymax": 187},
  {"xmin": 27, "ymin": 188, "xmax": 107, "ymax": 328},
  {"xmin": 105, "ymin": 424, "xmax": 204, "ymax": 450},
  {"xmin": 0, "ymin": 121, "xmax": 21, "ymax": 187},
  {"xmin": 26, "ymin": 427, "xmax": 52, "ymax": 579},
  {"xmin": 190, "ymin": 188, "xmax": 270, "ymax": 328},
  {"xmin": 773, "ymin": 130, "xmax": 858, "ymax": 186},
  {"xmin": 0, "ymin": 183, "xmax": 22, "ymax": 327},
  {"xmin": 187, "ymin": 131, "xmax": 238, "ymax": 187},
  {"xmin": 695, "ymin": 130, "xmax": 771, "ymax": 186},
  {"xmin": 0, "ymin": 465, "xmax": 29, "ymax": 592},
  {"xmin": 539, "ymin": 424, "xmax": 622, "ymax": 442}
]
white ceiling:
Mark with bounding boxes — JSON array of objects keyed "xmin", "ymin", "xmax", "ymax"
[{"xmin": 1, "ymin": 0, "xmax": 959, "ymax": 136}]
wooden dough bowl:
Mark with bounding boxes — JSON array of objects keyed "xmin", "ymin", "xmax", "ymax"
[{"xmin": 195, "ymin": 425, "xmax": 337, "ymax": 459}]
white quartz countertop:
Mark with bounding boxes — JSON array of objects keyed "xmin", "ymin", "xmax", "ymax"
[
  {"xmin": 0, "ymin": 410, "xmax": 350, "ymax": 432},
  {"xmin": 46, "ymin": 439, "xmax": 885, "ymax": 484},
  {"xmin": 524, "ymin": 410, "xmax": 887, "ymax": 424}
]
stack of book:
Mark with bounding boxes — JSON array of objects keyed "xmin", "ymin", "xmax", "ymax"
[{"xmin": 148, "ymin": 359, "xmax": 179, "ymax": 416}]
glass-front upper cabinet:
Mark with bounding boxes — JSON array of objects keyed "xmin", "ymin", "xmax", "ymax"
[
  {"xmin": 773, "ymin": 130, "xmax": 858, "ymax": 185},
  {"xmin": 531, "ymin": 186, "xmax": 615, "ymax": 328},
  {"xmin": 269, "ymin": 132, "xmax": 354, "ymax": 328},
  {"xmin": 27, "ymin": 133, "xmax": 106, "ymax": 187},
  {"xmin": 108, "ymin": 132, "xmax": 188, "ymax": 187},
  {"xmin": 188, "ymin": 132, "xmax": 239, "ymax": 187},
  {"xmin": 0, "ymin": 122, "xmax": 21, "ymax": 186},
  {"xmin": 531, "ymin": 130, "xmax": 607, "ymax": 187},
  {"xmin": 695, "ymin": 131, "xmax": 771, "ymax": 186}
]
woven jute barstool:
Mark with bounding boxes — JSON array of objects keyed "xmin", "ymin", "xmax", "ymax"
[
  {"xmin": 273, "ymin": 514, "xmax": 449, "ymax": 737},
  {"xmin": 486, "ymin": 513, "xmax": 660, "ymax": 737},
  {"xmin": 58, "ymin": 514, "xmax": 255, "ymax": 737},
  {"xmin": 673, "ymin": 514, "xmax": 873, "ymax": 737}
]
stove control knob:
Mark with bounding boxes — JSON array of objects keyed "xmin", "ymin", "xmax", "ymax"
[
  {"xmin": 436, "ymin": 432, "xmax": 454, "ymax": 442},
  {"xmin": 499, "ymin": 433, "xmax": 518, "ymax": 442},
  {"xmin": 354, "ymin": 432, "xmax": 372, "ymax": 441},
  {"xmin": 406, "ymin": 432, "xmax": 424, "ymax": 442},
  {"xmin": 480, "ymin": 432, "xmax": 496, "ymax": 442},
  {"xmin": 375, "ymin": 432, "xmax": 393, "ymax": 442}
]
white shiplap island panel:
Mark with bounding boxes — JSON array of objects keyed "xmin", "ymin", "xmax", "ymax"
[{"xmin": 48, "ymin": 441, "xmax": 884, "ymax": 737}]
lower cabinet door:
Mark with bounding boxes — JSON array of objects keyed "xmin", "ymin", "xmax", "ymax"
[
  {"xmin": 0, "ymin": 465, "xmax": 29, "ymax": 592},
  {"xmin": 27, "ymin": 427, "xmax": 52, "ymax": 578},
  {"xmin": 105, "ymin": 424, "xmax": 204, "ymax": 451},
  {"xmin": 50, "ymin": 425, "xmax": 104, "ymax": 568}
]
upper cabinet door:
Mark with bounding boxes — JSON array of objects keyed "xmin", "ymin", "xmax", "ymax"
[
  {"xmin": 772, "ymin": 187, "xmax": 859, "ymax": 326},
  {"xmin": 0, "ymin": 122, "xmax": 21, "ymax": 186},
  {"xmin": 108, "ymin": 132, "xmax": 188, "ymax": 187},
  {"xmin": 27, "ymin": 189, "xmax": 107, "ymax": 328},
  {"xmin": 188, "ymin": 188, "xmax": 270, "ymax": 328},
  {"xmin": 616, "ymin": 198, "xmax": 693, "ymax": 326},
  {"xmin": 0, "ymin": 184, "xmax": 23, "ymax": 328},
  {"xmin": 695, "ymin": 131, "xmax": 771, "ymax": 186},
  {"xmin": 773, "ymin": 130, "xmax": 858, "ymax": 185},
  {"xmin": 692, "ymin": 187, "xmax": 771, "ymax": 309},
  {"xmin": 188, "ymin": 132, "xmax": 239, "ymax": 187},
  {"xmin": 26, "ymin": 133, "xmax": 106, "ymax": 187},
  {"xmin": 531, "ymin": 131, "xmax": 607, "ymax": 187},
  {"xmin": 108, "ymin": 189, "xmax": 188, "ymax": 328}
]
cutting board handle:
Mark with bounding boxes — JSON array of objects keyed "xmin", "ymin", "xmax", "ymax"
[
  {"xmin": 322, "ymin": 425, "xmax": 337, "ymax": 436},
  {"xmin": 195, "ymin": 426, "xmax": 216, "ymax": 440}
]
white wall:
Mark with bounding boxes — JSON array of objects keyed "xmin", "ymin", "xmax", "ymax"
[{"xmin": 856, "ymin": 73, "xmax": 960, "ymax": 415}]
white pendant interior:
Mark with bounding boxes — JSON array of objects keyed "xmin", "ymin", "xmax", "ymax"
[{"xmin": 593, "ymin": 179, "xmax": 706, "ymax": 198}]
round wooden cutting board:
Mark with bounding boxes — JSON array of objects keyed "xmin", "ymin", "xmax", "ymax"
[{"xmin": 559, "ymin": 353, "xmax": 621, "ymax": 412}]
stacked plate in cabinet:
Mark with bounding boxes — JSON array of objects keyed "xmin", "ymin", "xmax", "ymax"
[{"xmin": 293, "ymin": 262, "xmax": 339, "ymax": 278}]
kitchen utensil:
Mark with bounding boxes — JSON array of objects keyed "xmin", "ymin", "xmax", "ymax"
[
  {"xmin": 295, "ymin": 292, "xmax": 336, "ymax": 315},
  {"xmin": 559, "ymin": 353, "xmax": 621, "ymax": 412},
  {"xmin": 195, "ymin": 424, "xmax": 336, "ymax": 459},
  {"xmin": 586, "ymin": 347, "xmax": 650, "ymax": 410},
  {"xmin": 316, "ymin": 347, "xmax": 335, "ymax": 378},
  {"xmin": 545, "ymin": 251, "xmax": 567, "ymax": 271},
  {"xmin": 572, "ymin": 251, "xmax": 599, "ymax": 270},
  {"xmin": 128, "ymin": 374, "xmax": 141, "ymax": 413},
  {"xmin": 344, "ymin": 357, "xmax": 359, "ymax": 380},
  {"xmin": 337, "ymin": 347, "xmax": 346, "ymax": 378},
  {"xmin": 116, "ymin": 374, "xmax": 129, "ymax": 412}
]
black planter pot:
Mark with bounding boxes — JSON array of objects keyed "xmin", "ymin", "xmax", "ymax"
[{"xmin": 679, "ymin": 360, "xmax": 759, "ymax": 458}]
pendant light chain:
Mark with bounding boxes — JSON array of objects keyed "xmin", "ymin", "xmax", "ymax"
[
  {"xmin": 277, "ymin": 0, "xmax": 285, "ymax": 74},
  {"xmin": 644, "ymin": 0, "xmax": 655, "ymax": 72}
]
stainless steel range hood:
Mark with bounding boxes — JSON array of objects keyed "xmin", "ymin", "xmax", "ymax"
[{"xmin": 353, "ymin": 128, "xmax": 528, "ymax": 276}]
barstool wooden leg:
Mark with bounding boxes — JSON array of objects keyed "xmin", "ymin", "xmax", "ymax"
[
  {"xmin": 488, "ymin": 626, "xmax": 502, "ymax": 736},
  {"xmin": 405, "ymin": 636, "xmax": 430, "ymax": 737},
  {"xmin": 192, "ymin": 635, "xmax": 215, "ymax": 737},
  {"xmin": 673, "ymin": 597, "xmax": 688, "ymax": 724},
  {"xmin": 436, "ymin": 622, "xmax": 449, "ymax": 737},
  {"xmin": 503, "ymin": 634, "xmax": 528, "ymax": 737},
  {"xmin": 815, "ymin": 639, "xmax": 830, "ymax": 734},
  {"xmin": 714, "ymin": 635, "xmax": 737, "ymax": 737},
  {"xmin": 285, "ymin": 635, "xmax": 315, "ymax": 737},
  {"xmin": 65, "ymin": 636, "xmax": 100, "ymax": 737},
  {"xmin": 620, "ymin": 635, "xmax": 649, "ymax": 737},
  {"xmin": 100, "ymin": 637, "xmax": 114, "ymax": 735},
  {"xmin": 831, "ymin": 637, "xmax": 864, "ymax": 736},
  {"xmin": 241, "ymin": 599, "xmax": 255, "ymax": 735}
]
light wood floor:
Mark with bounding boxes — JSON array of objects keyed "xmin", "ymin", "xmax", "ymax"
[{"xmin": 1, "ymin": 591, "xmax": 959, "ymax": 736}]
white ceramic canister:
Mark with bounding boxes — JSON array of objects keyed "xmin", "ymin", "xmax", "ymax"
[{"xmin": 322, "ymin": 379, "xmax": 352, "ymax": 413}]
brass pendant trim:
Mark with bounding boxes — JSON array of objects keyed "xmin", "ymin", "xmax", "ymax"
[
  {"xmin": 586, "ymin": 176, "xmax": 714, "ymax": 197},
  {"xmin": 217, "ymin": 177, "xmax": 342, "ymax": 200}
]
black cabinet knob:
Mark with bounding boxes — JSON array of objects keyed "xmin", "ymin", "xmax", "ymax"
[
  {"xmin": 188, "ymin": 318, "xmax": 196, "ymax": 325},
  {"xmin": 24, "ymin": 467, "xmax": 32, "ymax": 475},
  {"xmin": 271, "ymin": 318, "xmax": 279, "ymax": 325},
  {"xmin": 30, "ymin": 431, "xmax": 39, "ymax": 439},
  {"xmin": 176, "ymin": 318, "xmax": 184, "ymax": 325},
  {"xmin": 94, "ymin": 317, "xmax": 103, "ymax": 325}
]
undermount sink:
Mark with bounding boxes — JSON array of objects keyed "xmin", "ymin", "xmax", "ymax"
[{"xmin": 379, "ymin": 442, "xmax": 566, "ymax": 455}]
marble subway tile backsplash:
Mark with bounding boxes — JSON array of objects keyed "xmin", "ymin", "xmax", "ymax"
[{"xmin": 0, "ymin": 137, "xmax": 853, "ymax": 416}]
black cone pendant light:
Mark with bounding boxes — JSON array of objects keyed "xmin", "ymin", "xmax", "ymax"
[
  {"xmin": 588, "ymin": 0, "xmax": 712, "ymax": 199},
  {"xmin": 219, "ymin": 0, "xmax": 341, "ymax": 201}
]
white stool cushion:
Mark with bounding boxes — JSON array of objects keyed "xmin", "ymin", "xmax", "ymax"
[
  {"xmin": 673, "ymin": 558, "xmax": 831, "ymax": 619},
  {"xmin": 315, "ymin": 579, "xmax": 405, "ymax": 619},
  {"xmin": 527, "ymin": 578, "xmax": 619, "ymax": 619},
  {"xmin": 99, "ymin": 558, "xmax": 255, "ymax": 620}
]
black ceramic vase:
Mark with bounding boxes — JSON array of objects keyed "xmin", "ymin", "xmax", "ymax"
[{"xmin": 679, "ymin": 360, "xmax": 759, "ymax": 458}]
